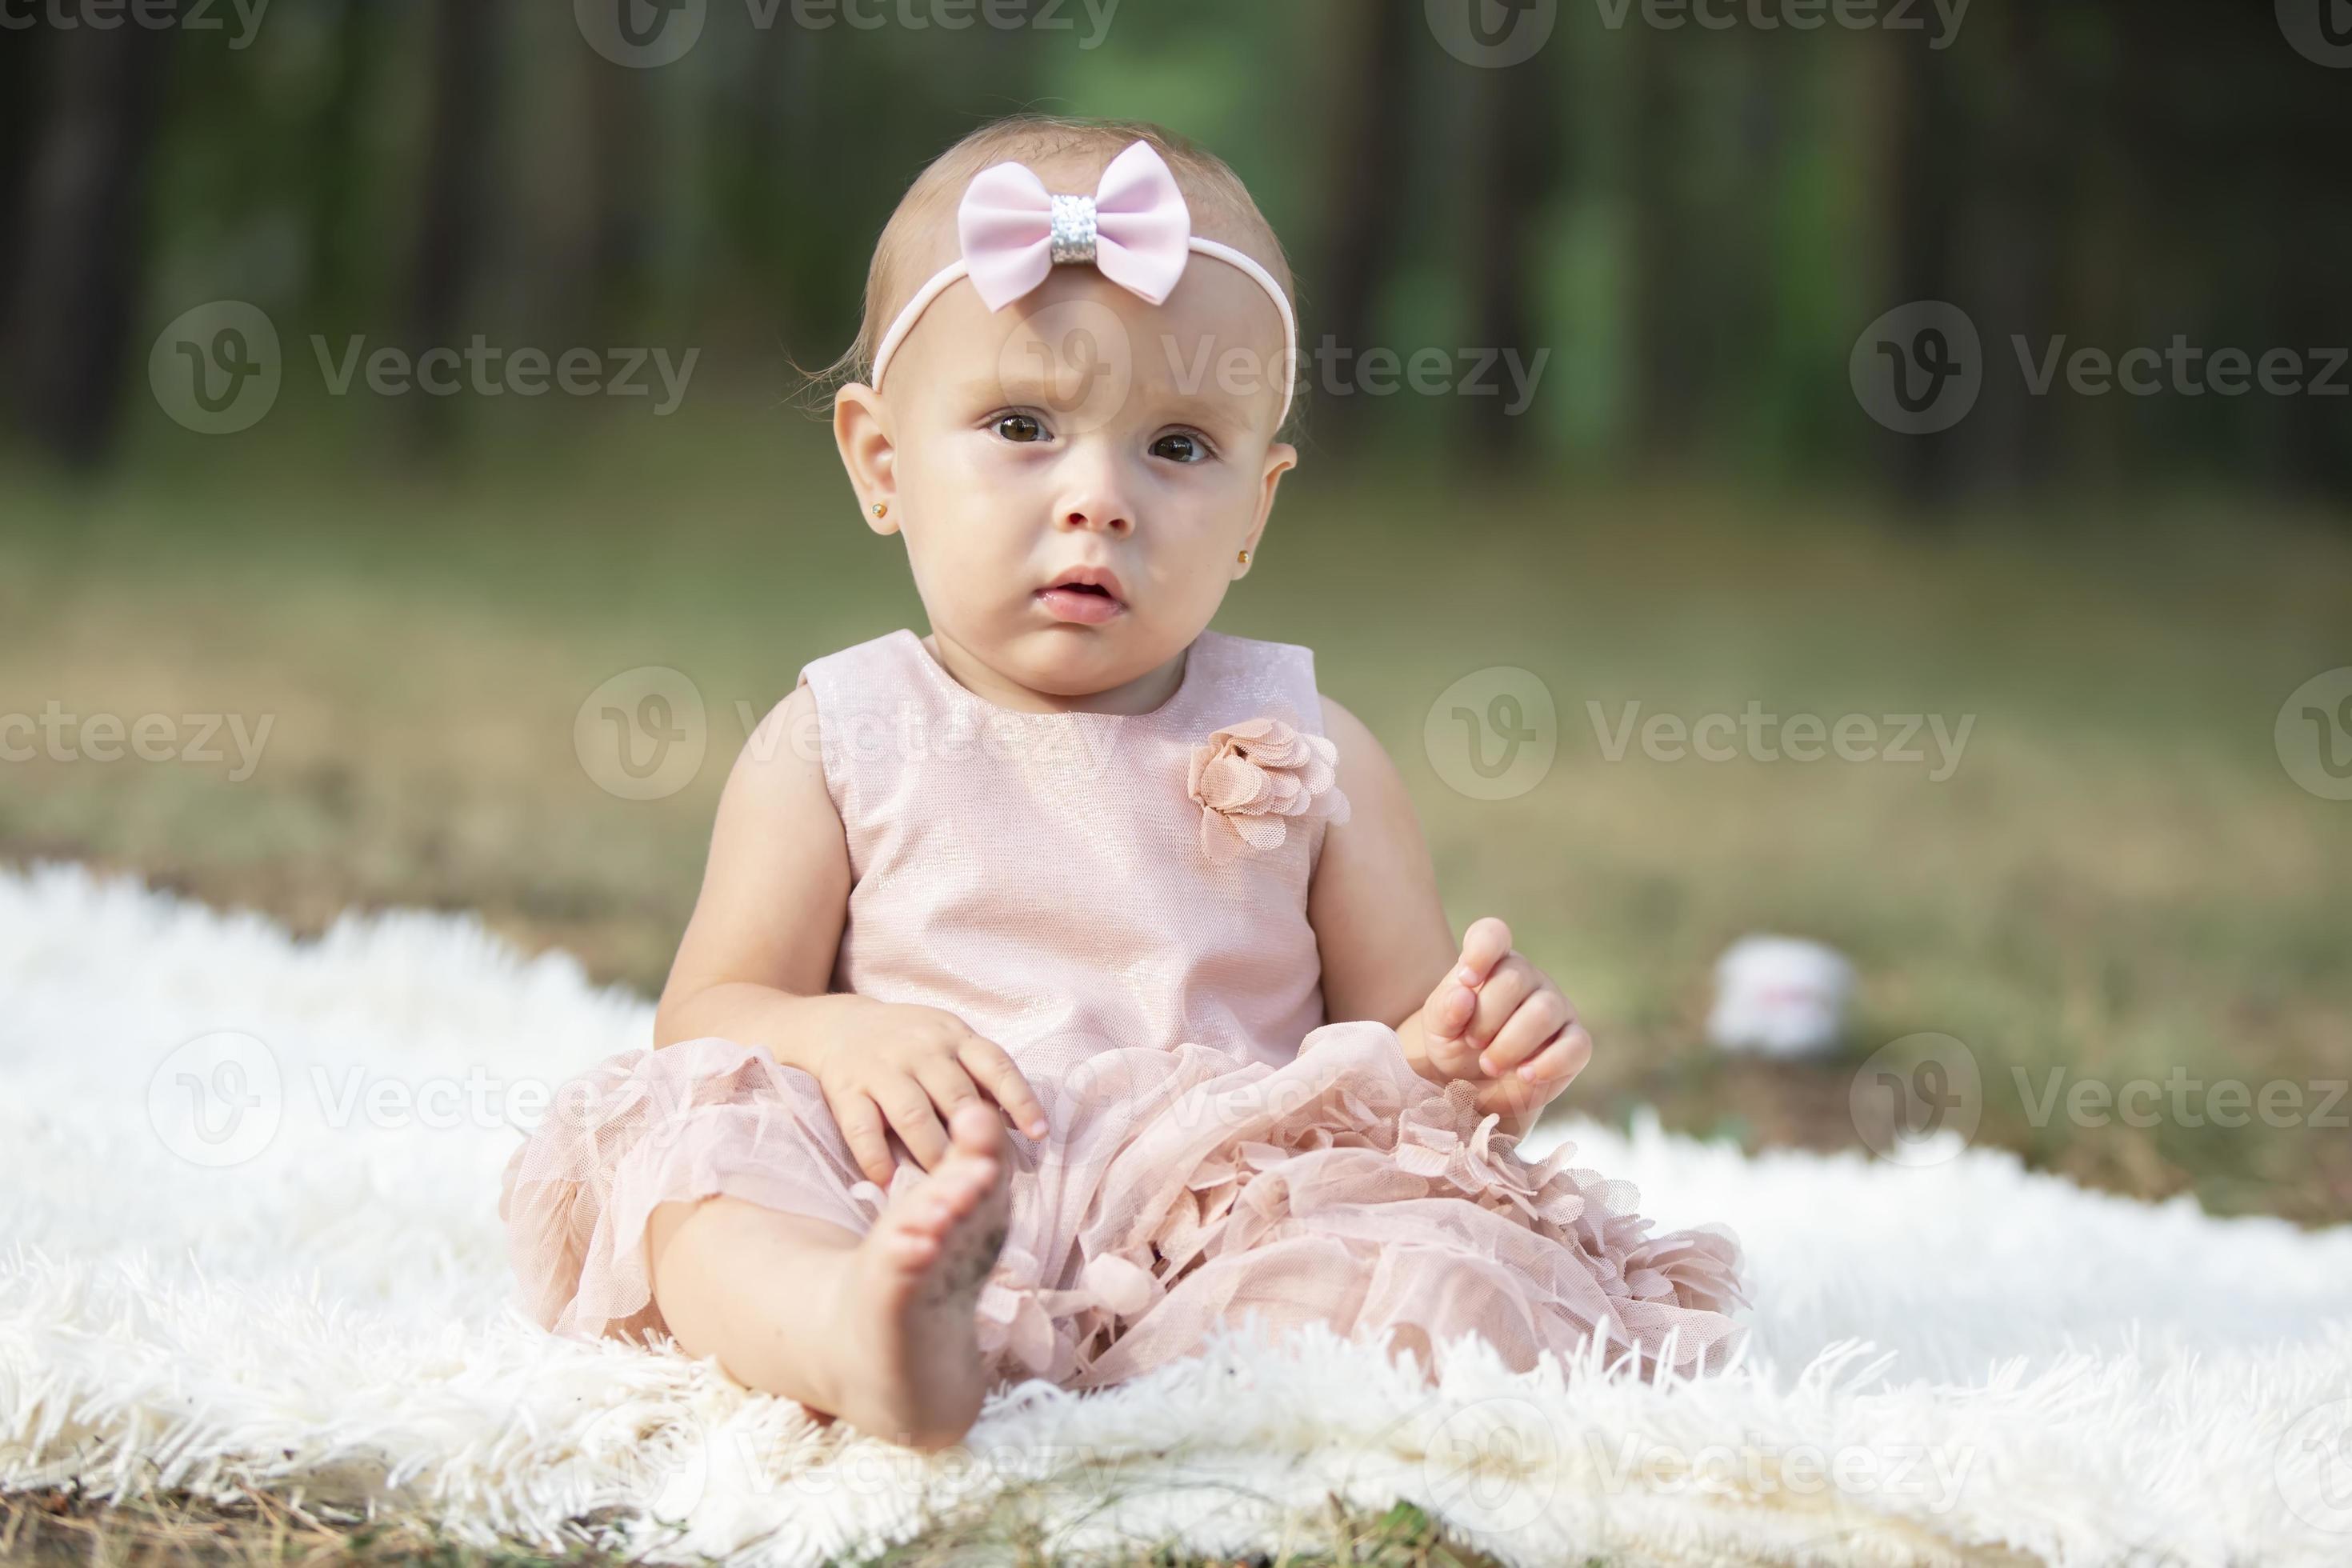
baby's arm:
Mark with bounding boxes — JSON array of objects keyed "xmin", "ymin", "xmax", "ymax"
[
  {"xmin": 654, "ymin": 681, "xmax": 1049, "ymax": 1179},
  {"xmin": 1310, "ymin": 696, "xmax": 1594, "ymax": 1139}
]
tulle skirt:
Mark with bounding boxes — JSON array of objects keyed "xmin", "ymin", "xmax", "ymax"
[{"xmin": 497, "ymin": 1022, "xmax": 1747, "ymax": 1391}]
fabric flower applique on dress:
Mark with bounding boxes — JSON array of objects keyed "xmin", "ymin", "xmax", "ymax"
[{"xmin": 1185, "ymin": 714, "xmax": 1351, "ymax": 862}]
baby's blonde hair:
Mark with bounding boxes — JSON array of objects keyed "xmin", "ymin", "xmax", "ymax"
[{"xmin": 806, "ymin": 114, "xmax": 1299, "ymax": 428}]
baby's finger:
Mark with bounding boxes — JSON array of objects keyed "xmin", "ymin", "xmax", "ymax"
[
  {"xmin": 1422, "ymin": 1022, "xmax": 1485, "ymax": 1081},
  {"xmin": 1454, "ymin": 954, "xmax": 1538, "ymax": 1056},
  {"xmin": 833, "ymin": 1092, "xmax": 898, "ymax": 1187},
  {"xmin": 1450, "ymin": 917, "xmax": 1514, "ymax": 990},
  {"xmin": 958, "ymin": 1034, "xmax": 1051, "ymax": 1138},
  {"xmin": 1516, "ymin": 1022, "xmax": 1594, "ymax": 1086},
  {"xmin": 1421, "ymin": 972, "xmax": 1478, "ymax": 1044},
  {"xmin": 874, "ymin": 1081, "xmax": 950, "ymax": 1172},
  {"xmin": 914, "ymin": 1059, "xmax": 993, "ymax": 1129},
  {"xmin": 1478, "ymin": 986, "xmax": 1574, "ymax": 1078}
]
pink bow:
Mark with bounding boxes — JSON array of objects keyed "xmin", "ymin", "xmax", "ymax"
[{"xmin": 957, "ymin": 139, "xmax": 1194, "ymax": 313}]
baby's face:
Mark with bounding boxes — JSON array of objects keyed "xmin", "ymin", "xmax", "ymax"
[{"xmin": 836, "ymin": 236, "xmax": 1295, "ymax": 703}]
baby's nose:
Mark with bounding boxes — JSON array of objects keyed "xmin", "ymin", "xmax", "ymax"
[{"xmin": 1059, "ymin": 499, "xmax": 1133, "ymax": 534}]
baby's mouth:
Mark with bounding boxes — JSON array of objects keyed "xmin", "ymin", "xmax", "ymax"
[{"xmin": 1034, "ymin": 580, "xmax": 1126, "ymax": 624}]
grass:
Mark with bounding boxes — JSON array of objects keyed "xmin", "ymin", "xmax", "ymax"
[
  {"xmin": 0, "ymin": 1483, "xmax": 1523, "ymax": 1566},
  {"xmin": 4, "ymin": 400, "xmax": 2349, "ymax": 1564}
]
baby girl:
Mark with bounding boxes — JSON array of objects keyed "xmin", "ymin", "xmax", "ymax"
[{"xmin": 501, "ymin": 114, "xmax": 1744, "ymax": 1453}]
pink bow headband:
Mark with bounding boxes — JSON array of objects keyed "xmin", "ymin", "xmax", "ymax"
[{"xmin": 868, "ymin": 139, "xmax": 1298, "ymax": 426}]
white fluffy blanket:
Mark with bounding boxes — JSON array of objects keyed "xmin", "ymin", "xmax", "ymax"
[{"xmin": 2, "ymin": 862, "xmax": 2346, "ymax": 1567}]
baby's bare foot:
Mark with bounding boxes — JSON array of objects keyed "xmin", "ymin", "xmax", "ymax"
[{"xmin": 830, "ymin": 1101, "xmax": 1011, "ymax": 1450}]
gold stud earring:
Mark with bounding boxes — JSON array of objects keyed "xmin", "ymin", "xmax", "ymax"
[
  {"xmin": 872, "ymin": 502, "xmax": 888, "ymax": 518},
  {"xmin": 1236, "ymin": 548, "xmax": 1250, "ymax": 565}
]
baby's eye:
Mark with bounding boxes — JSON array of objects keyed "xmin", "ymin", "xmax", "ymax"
[
  {"xmin": 1150, "ymin": 430, "xmax": 1213, "ymax": 464},
  {"xmin": 993, "ymin": 411, "xmax": 1046, "ymax": 444}
]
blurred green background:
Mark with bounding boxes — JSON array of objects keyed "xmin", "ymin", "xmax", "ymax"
[{"xmin": 3, "ymin": 0, "xmax": 2347, "ymax": 1224}]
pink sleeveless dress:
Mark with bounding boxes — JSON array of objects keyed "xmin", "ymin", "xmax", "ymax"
[{"xmin": 499, "ymin": 626, "xmax": 1746, "ymax": 1391}]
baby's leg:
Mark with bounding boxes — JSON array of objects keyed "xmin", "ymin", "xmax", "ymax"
[{"xmin": 643, "ymin": 1101, "xmax": 1014, "ymax": 1452}]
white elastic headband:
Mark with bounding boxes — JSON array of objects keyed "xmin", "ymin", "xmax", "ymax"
[{"xmin": 866, "ymin": 140, "xmax": 1298, "ymax": 428}]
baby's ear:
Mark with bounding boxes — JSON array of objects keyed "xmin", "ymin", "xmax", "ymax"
[
  {"xmin": 1251, "ymin": 438, "xmax": 1298, "ymax": 537},
  {"xmin": 833, "ymin": 382, "xmax": 899, "ymax": 532}
]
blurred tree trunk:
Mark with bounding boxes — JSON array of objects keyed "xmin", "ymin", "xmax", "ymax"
[
  {"xmin": 5, "ymin": 26, "xmax": 173, "ymax": 466},
  {"xmin": 0, "ymin": 24, "xmax": 47, "ymax": 319},
  {"xmin": 1882, "ymin": 31, "xmax": 1964, "ymax": 512},
  {"xmin": 1630, "ymin": 28, "xmax": 1693, "ymax": 463},
  {"xmin": 1465, "ymin": 50, "xmax": 1562, "ymax": 465},
  {"xmin": 2266, "ymin": 38, "xmax": 2351, "ymax": 504},
  {"xmin": 1313, "ymin": 0, "xmax": 1414, "ymax": 449},
  {"xmin": 1970, "ymin": 6, "xmax": 2061, "ymax": 494},
  {"xmin": 405, "ymin": 0, "xmax": 498, "ymax": 449},
  {"xmin": 586, "ymin": 57, "xmax": 654, "ymax": 334},
  {"xmin": 303, "ymin": 0, "xmax": 380, "ymax": 329}
]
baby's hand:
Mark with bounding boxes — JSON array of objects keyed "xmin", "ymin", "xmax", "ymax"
[
  {"xmin": 807, "ymin": 1002, "xmax": 1051, "ymax": 1184},
  {"xmin": 1418, "ymin": 917, "xmax": 1594, "ymax": 1122}
]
